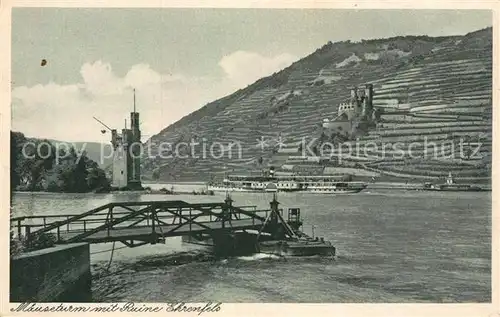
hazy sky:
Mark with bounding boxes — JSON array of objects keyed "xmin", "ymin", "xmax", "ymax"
[{"xmin": 11, "ymin": 8, "xmax": 492, "ymax": 142}]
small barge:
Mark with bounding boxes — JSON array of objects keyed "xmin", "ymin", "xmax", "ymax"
[
  {"xmin": 255, "ymin": 206, "xmax": 335, "ymax": 257},
  {"xmin": 259, "ymin": 238, "xmax": 335, "ymax": 257},
  {"xmin": 423, "ymin": 172, "xmax": 485, "ymax": 192},
  {"xmin": 182, "ymin": 195, "xmax": 336, "ymax": 257}
]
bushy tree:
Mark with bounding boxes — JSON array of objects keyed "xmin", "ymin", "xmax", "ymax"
[
  {"xmin": 12, "ymin": 134, "xmax": 56, "ymax": 191},
  {"xmin": 11, "ymin": 132, "xmax": 110, "ymax": 193}
]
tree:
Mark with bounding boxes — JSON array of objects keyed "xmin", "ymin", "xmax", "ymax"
[
  {"xmin": 11, "ymin": 132, "xmax": 110, "ymax": 193},
  {"xmin": 86, "ymin": 158, "xmax": 110, "ymax": 191},
  {"xmin": 10, "ymin": 132, "xmax": 26, "ymax": 189},
  {"xmin": 14, "ymin": 136, "xmax": 56, "ymax": 191}
]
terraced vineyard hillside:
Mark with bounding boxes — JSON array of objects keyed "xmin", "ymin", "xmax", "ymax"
[{"xmin": 142, "ymin": 27, "xmax": 492, "ymax": 183}]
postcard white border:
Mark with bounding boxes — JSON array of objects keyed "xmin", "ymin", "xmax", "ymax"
[{"xmin": 0, "ymin": 1, "xmax": 498, "ymax": 316}]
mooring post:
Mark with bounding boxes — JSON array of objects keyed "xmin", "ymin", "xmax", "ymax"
[
  {"xmin": 223, "ymin": 193, "xmax": 233, "ymax": 229},
  {"xmin": 269, "ymin": 193, "xmax": 280, "ymax": 238},
  {"xmin": 225, "ymin": 194, "xmax": 233, "ymax": 217},
  {"xmin": 270, "ymin": 194, "xmax": 279, "ymax": 223},
  {"xmin": 17, "ymin": 219, "xmax": 22, "ymax": 239},
  {"xmin": 221, "ymin": 204, "xmax": 225, "ymax": 229},
  {"xmin": 25, "ymin": 225, "xmax": 31, "ymax": 248},
  {"xmin": 189, "ymin": 207, "xmax": 192, "ymax": 232},
  {"xmin": 151, "ymin": 205, "xmax": 156, "ymax": 233}
]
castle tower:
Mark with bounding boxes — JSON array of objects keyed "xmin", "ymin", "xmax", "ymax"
[
  {"xmin": 362, "ymin": 84, "xmax": 374, "ymax": 118},
  {"xmin": 350, "ymin": 87, "xmax": 358, "ymax": 103},
  {"xmin": 356, "ymin": 87, "xmax": 365, "ymax": 115},
  {"xmin": 350, "ymin": 88, "xmax": 356, "ymax": 98},
  {"xmin": 128, "ymin": 89, "xmax": 142, "ymax": 189},
  {"xmin": 110, "ymin": 89, "xmax": 142, "ymax": 190},
  {"xmin": 111, "ymin": 129, "xmax": 128, "ymax": 188}
]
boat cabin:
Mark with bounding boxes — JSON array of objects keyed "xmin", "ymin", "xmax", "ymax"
[{"xmin": 286, "ymin": 207, "xmax": 303, "ymax": 231}]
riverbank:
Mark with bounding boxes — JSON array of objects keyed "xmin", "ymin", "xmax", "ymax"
[
  {"xmin": 13, "ymin": 177, "xmax": 492, "ymax": 199},
  {"xmin": 12, "ymin": 188, "xmax": 215, "ymax": 196},
  {"xmin": 141, "ymin": 188, "xmax": 215, "ymax": 196},
  {"xmin": 144, "ymin": 181, "xmax": 492, "ymax": 192},
  {"xmin": 367, "ymin": 181, "xmax": 491, "ymax": 191},
  {"xmin": 365, "ymin": 182, "xmax": 422, "ymax": 190}
]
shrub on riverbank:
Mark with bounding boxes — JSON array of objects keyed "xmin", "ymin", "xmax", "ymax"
[
  {"xmin": 10, "ymin": 231, "xmax": 57, "ymax": 257},
  {"xmin": 11, "ymin": 132, "xmax": 110, "ymax": 193},
  {"xmin": 10, "ymin": 231, "xmax": 24, "ymax": 257}
]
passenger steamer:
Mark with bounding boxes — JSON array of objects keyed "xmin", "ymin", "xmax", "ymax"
[{"xmin": 207, "ymin": 170, "xmax": 367, "ymax": 194}]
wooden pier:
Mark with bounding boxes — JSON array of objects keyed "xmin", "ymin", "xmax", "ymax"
[
  {"xmin": 11, "ymin": 196, "xmax": 333, "ymax": 257},
  {"xmin": 11, "ymin": 198, "xmax": 275, "ymax": 247}
]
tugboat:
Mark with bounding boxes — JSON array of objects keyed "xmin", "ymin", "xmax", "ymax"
[{"xmin": 423, "ymin": 172, "xmax": 484, "ymax": 192}]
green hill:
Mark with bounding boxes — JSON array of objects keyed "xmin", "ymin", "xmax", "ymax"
[{"xmin": 141, "ymin": 27, "xmax": 492, "ymax": 183}]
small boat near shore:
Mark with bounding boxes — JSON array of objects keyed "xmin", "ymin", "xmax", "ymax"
[
  {"xmin": 256, "ymin": 207, "xmax": 335, "ymax": 257},
  {"xmin": 423, "ymin": 172, "xmax": 485, "ymax": 192},
  {"xmin": 182, "ymin": 198, "xmax": 336, "ymax": 257}
]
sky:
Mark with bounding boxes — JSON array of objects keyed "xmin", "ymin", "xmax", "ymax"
[{"xmin": 11, "ymin": 8, "xmax": 492, "ymax": 142}]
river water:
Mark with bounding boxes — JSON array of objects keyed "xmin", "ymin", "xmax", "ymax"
[{"xmin": 11, "ymin": 186, "xmax": 491, "ymax": 303}]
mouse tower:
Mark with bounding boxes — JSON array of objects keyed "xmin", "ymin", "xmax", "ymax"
[
  {"xmin": 97, "ymin": 89, "xmax": 142, "ymax": 190},
  {"xmin": 127, "ymin": 89, "xmax": 142, "ymax": 190}
]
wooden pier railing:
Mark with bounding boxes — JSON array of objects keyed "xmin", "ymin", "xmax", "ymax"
[{"xmin": 11, "ymin": 200, "xmax": 270, "ymax": 246}]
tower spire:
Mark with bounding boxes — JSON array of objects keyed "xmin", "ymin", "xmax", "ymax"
[{"xmin": 133, "ymin": 88, "xmax": 136, "ymax": 113}]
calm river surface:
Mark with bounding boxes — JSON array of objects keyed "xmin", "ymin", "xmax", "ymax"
[{"xmin": 11, "ymin": 185, "xmax": 491, "ymax": 302}]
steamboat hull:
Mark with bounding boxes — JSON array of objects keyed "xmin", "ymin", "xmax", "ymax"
[
  {"xmin": 207, "ymin": 185, "xmax": 366, "ymax": 194},
  {"xmin": 207, "ymin": 186, "xmax": 303, "ymax": 193},
  {"xmin": 303, "ymin": 186, "xmax": 366, "ymax": 194}
]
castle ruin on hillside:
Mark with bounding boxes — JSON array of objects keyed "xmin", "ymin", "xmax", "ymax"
[{"xmin": 322, "ymin": 83, "xmax": 374, "ymax": 137}]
